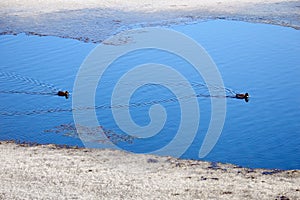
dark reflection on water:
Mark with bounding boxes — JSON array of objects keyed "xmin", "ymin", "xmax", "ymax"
[{"xmin": 0, "ymin": 20, "xmax": 299, "ymax": 169}]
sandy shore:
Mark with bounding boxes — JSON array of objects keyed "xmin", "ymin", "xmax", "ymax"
[
  {"xmin": 1, "ymin": 0, "xmax": 300, "ymax": 42},
  {"xmin": 0, "ymin": 141, "xmax": 299, "ymax": 200}
]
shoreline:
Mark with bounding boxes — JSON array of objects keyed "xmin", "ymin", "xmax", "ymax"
[
  {"xmin": 1, "ymin": 0, "xmax": 300, "ymax": 43},
  {"xmin": 0, "ymin": 140, "xmax": 294, "ymax": 171},
  {"xmin": 1, "ymin": 141, "xmax": 299, "ymax": 199}
]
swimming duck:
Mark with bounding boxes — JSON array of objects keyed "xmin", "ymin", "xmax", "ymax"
[
  {"xmin": 235, "ymin": 92, "xmax": 249, "ymax": 102},
  {"xmin": 57, "ymin": 91, "xmax": 69, "ymax": 99}
]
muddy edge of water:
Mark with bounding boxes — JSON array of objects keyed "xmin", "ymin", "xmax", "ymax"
[{"xmin": 0, "ymin": 0, "xmax": 300, "ymax": 43}]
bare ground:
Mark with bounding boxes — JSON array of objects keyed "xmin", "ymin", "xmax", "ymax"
[
  {"xmin": 0, "ymin": 142, "xmax": 299, "ymax": 200},
  {"xmin": 0, "ymin": 0, "xmax": 300, "ymax": 42}
]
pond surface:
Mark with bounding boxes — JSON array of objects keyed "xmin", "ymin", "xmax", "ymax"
[{"xmin": 0, "ymin": 20, "xmax": 299, "ymax": 169}]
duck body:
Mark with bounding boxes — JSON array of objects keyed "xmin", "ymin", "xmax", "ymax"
[
  {"xmin": 57, "ymin": 91, "xmax": 69, "ymax": 99},
  {"xmin": 235, "ymin": 92, "xmax": 249, "ymax": 102}
]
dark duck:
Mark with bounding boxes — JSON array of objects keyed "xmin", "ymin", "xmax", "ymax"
[
  {"xmin": 57, "ymin": 91, "xmax": 69, "ymax": 99},
  {"xmin": 235, "ymin": 92, "xmax": 249, "ymax": 102}
]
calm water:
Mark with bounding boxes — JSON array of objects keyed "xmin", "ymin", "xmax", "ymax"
[{"xmin": 0, "ymin": 20, "xmax": 299, "ymax": 169}]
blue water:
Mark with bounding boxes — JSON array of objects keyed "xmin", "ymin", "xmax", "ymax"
[{"xmin": 0, "ymin": 20, "xmax": 299, "ymax": 169}]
